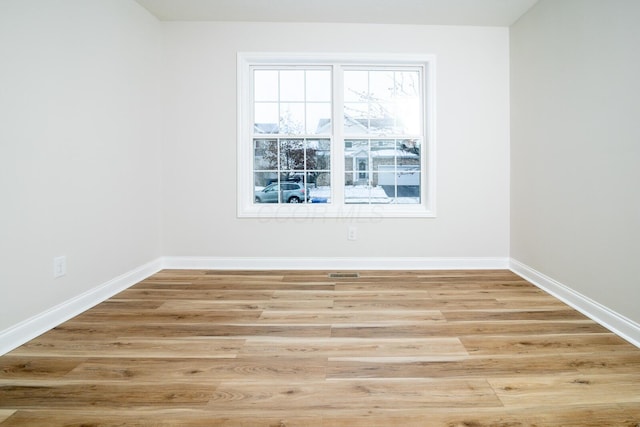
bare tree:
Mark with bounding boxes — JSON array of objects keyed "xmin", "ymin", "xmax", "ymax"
[{"xmin": 262, "ymin": 139, "xmax": 320, "ymax": 182}]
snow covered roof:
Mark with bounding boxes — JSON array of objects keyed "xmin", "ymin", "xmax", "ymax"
[{"xmin": 345, "ymin": 148, "xmax": 419, "ymax": 158}]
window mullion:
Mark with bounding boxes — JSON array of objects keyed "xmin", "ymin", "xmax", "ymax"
[{"xmin": 332, "ymin": 64, "xmax": 345, "ymax": 206}]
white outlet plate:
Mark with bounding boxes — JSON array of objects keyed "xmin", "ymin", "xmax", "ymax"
[
  {"xmin": 347, "ymin": 226, "xmax": 357, "ymax": 241},
  {"xmin": 53, "ymin": 256, "xmax": 67, "ymax": 278}
]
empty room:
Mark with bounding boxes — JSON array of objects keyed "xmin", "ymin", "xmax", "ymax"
[{"xmin": 1, "ymin": 0, "xmax": 639, "ymax": 425}]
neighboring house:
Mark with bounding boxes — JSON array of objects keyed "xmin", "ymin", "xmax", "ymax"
[{"xmin": 345, "ymin": 144, "xmax": 420, "ymax": 187}]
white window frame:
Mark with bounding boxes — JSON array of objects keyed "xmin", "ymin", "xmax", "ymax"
[{"xmin": 237, "ymin": 52, "xmax": 436, "ymax": 218}]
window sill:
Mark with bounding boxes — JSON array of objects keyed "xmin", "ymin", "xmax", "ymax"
[{"xmin": 237, "ymin": 203, "xmax": 436, "ymax": 219}]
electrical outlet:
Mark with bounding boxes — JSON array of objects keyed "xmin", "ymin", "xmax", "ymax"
[
  {"xmin": 53, "ymin": 256, "xmax": 66, "ymax": 278},
  {"xmin": 347, "ymin": 226, "xmax": 357, "ymax": 241}
]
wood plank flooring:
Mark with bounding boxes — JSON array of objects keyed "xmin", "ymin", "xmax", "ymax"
[{"xmin": 1, "ymin": 269, "xmax": 640, "ymax": 426}]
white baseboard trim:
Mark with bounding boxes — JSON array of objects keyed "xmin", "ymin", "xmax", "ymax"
[
  {"xmin": 510, "ymin": 258, "xmax": 640, "ymax": 348},
  {"xmin": 0, "ymin": 258, "xmax": 163, "ymax": 356},
  {"xmin": 162, "ymin": 256, "xmax": 510, "ymax": 271}
]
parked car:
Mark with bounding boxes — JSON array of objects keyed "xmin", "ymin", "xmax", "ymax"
[{"xmin": 254, "ymin": 182, "xmax": 308, "ymax": 203}]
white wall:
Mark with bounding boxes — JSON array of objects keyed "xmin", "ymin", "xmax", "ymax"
[
  {"xmin": 511, "ymin": 0, "xmax": 640, "ymax": 323},
  {"xmin": 0, "ymin": 0, "xmax": 163, "ymax": 332},
  {"xmin": 162, "ymin": 22, "xmax": 510, "ymax": 259}
]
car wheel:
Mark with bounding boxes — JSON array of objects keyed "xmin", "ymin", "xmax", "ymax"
[
  {"xmin": 288, "ymin": 196, "xmax": 300, "ymax": 203},
  {"xmin": 255, "ymin": 197, "xmax": 261, "ymax": 203}
]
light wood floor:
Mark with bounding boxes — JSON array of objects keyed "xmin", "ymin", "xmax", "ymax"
[{"xmin": 1, "ymin": 270, "xmax": 640, "ymax": 426}]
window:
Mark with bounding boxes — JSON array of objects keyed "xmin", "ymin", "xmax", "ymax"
[{"xmin": 238, "ymin": 53, "xmax": 435, "ymax": 218}]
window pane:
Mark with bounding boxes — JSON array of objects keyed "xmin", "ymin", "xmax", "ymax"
[
  {"xmin": 369, "ymin": 103, "xmax": 395, "ymax": 134},
  {"xmin": 280, "ymin": 103, "xmax": 305, "ymax": 134},
  {"xmin": 371, "ymin": 139, "xmax": 396, "ymax": 167},
  {"xmin": 372, "ymin": 172, "xmax": 395, "ymax": 203},
  {"xmin": 344, "ymin": 103, "xmax": 368, "ymax": 134},
  {"xmin": 395, "ymin": 97, "xmax": 421, "ymax": 134},
  {"xmin": 345, "ymin": 174, "xmax": 371, "ymax": 204},
  {"xmin": 280, "ymin": 70, "xmax": 305, "ymax": 102},
  {"xmin": 254, "ymin": 103, "xmax": 279, "ymax": 134},
  {"xmin": 306, "ymin": 70, "xmax": 331, "ymax": 102},
  {"xmin": 370, "ymin": 71, "xmax": 394, "ymax": 103},
  {"xmin": 397, "ymin": 139, "xmax": 421, "ymax": 166},
  {"xmin": 344, "ymin": 139, "xmax": 369, "ymax": 176},
  {"xmin": 395, "ymin": 70, "xmax": 420, "ymax": 98},
  {"xmin": 254, "ymin": 70, "xmax": 278, "ymax": 101},
  {"xmin": 394, "ymin": 70, "xmax": 421, "ymax": 134},
  {"xmin": 344, "ymin": 70, "xmax": 368, "ymax": 102},
  {"xmin": 254, "ymin": 139, "xmax": 278, "ymax": 170},
  {"xmin": 309, "ymin": 172, "xmax": 331, "ymax": 204},
  {"xmin": 279, "ymin": 139, "xmax": 305, "ymax": 170},
  {"xmin": 306, "ymin": 103, "xmax": 331, "ymax": 134},
  {"xmin": 254, "ymin": 173, "xmax": 280, "ymax": 203},
  {"xmin": 306, "ymin": 139, "xmax": 331, "ymax": 171},
  {"xmin": 394, "ymin": 170, "xmax": 421, "ymax": 204}
]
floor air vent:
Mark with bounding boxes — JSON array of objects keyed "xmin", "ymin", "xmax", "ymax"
[{"xmin": 328, "ymin": 272, "xmax": 360, "ymax": 278}]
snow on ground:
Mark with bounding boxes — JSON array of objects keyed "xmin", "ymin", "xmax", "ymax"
[
  {"xmin": 254, "ymin": 185, "xmax": 420, "ymax": 204},
  {"xmin": 309, "ymin": 186, "xmax": 419, "ymax": 204}
]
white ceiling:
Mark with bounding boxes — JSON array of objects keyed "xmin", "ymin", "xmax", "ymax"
[{"xmin": 134, "ymin": 0, "xmax": 539, "ymax": 26}]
